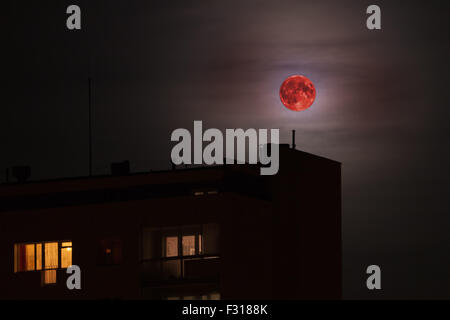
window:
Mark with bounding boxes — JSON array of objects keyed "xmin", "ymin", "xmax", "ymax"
[
  {"xmin": 14, "ymin": 240, "xmax": 72, "ymax": 273},
  {"xmin": 98, "ymin": 239, "xmax": 122, "ymax": 265},
  {"xmin": 14, "ymin": 243, "xmax": 35, "ymax": 272},
  {"xmin": 36, "ymin": 243, "xmax": 42, "ymax": 270},
  {"xmin": 198, "ymin": 234, "xmax": 203, "ymax": 255},
  {"xmin": 193, "ymin": 189, "xmax": 219, "ymax": 196},
  {"xmin": 14, "ymin": 240, "xmax": 72, "ymax": 286},
  {"xmin": 143, "ymin": 224, "xmax": 219, "ymax": 260},
  {"xmin": 166, "ymin": 292, "xmax": 220, "ymax": 300},
  {"xmin": 42, "ymin": 270, "xmax": 56, "ymax": 285},
  {"xmin": 164, "ymin": 236, "xmax": 178, "ymax": 257},
  {"xmin": 61, "ymin": 242, "xmax": 72, "ymax": 268},
  {"xmin": 44, "ymin": 242, "xmax": 58, "ymax": 269},
  {"xmin": 163, "ymin": 233, "xmax": 202, "ymax": 258},
  {"xmin": 182, "ymin": 235, "xmax": 196, "ymax": 256}
]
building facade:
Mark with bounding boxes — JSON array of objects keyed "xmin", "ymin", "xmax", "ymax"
[{"xmin": 0, "ymin": 146, "xmax": 342, "ymax": 299}]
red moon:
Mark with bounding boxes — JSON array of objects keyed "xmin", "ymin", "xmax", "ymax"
[{"xmin": 279, "ymin": 75, "xmax": 316, "ymax": 111}]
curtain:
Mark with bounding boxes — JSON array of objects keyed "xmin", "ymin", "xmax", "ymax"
[{"xmin": 44, "ymin": 242, "xmax": 58, "ymax": 269}]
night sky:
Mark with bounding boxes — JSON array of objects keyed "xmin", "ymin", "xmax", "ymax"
[{"xmin": 4, "ymin": 1, "xmax": 450, "ymax": 298}]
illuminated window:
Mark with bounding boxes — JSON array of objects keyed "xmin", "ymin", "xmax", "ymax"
[
  {"xmin": 36, "ymin": 243, "xmax": 42, "ymax": 270},
  {"xmin": 14, "ymin": 243, "xmax": 35, "ymax": 272},
  {"xmin": 193, "ymin": 190, "xmax": 218, "ymax": 196},
  {"xmin": 162, "ymin": 233, "xmax": 203, "ymax": 257},
  {"xmin": 45, "ymin": 242, "xmax": 58, "ymax": 269},
  {"xmin": 198, "ymin": 234, "xmax": 203, "ymax": 255},
  {"xmin": 167, "ymin": 293, "xmax": 220, "ymax": 300},
  {"xmin": 61, "ymin": 242, "xmax": 72, "ymax": 268},
  {"xmin": 98, "ymin": 239, "xmax": 122, "ymax": 265},
  {"xmin": 165, "ymin": 236, "xmax": 178, "ymax": 257},
  {"xmin": 182, "ymin": 235, "xmax": 196, "ymax": 256},
  {"xmin": 205, "ymin": 292, "xmax": 220, "ymax": 300},
  {"xmin": 14, "ymin": 240, "xmax": 73, "ymax": 273},
  {"xmin": 42, "ymin": 270, "xmax": 56, "ymax": 285}
]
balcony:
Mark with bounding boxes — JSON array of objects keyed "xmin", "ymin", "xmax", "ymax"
[{"xmin": 140, "ymin": 255, "xmax": 220, "ymax": 286}]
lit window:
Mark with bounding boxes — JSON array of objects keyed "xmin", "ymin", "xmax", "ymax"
[
  {"xmin": 167, "ymin": 293, "xmax": 220, "ymax": 300},
  {"xmin": 209, "ymin": 292, "xmax": 220, "ymax": 300},
  {"xmin": 165, "ymin": 236, "xmax": 178, "ymax": 257},
  {"xmin": 98, "ymin": 239, "xmax": 122, "ymax": 265},
  {"xmin": 61, "ymin": 242, "xmax": 72, "ymax": 268},
  {"xmin": 42, "ymin": 270, "xmax": 56, "ymax": 285},
  {"xmin": 14, "ymin": 240, "xmax": 73, "ymax": 273},
  {"xmin": 160, "ymin": 230, "xmax": 206, "ymax": 258},
  {"xmin": 182, "ymin": 235, "xmax": 196, "ymax": 256},
  {"xmin": 36, "ymin": 243, "xmax": 42, "ymax": 270},
  {"xmin": 45, "ymin": 242, "xmax": 58, "ymax": 269},
  {"xmin": 198, "ymin": 234, "xmax": 203, "ymax": 255},
  {"xmin": 14, "ymin": 244, "xmax": 35, "ymax": 272}
]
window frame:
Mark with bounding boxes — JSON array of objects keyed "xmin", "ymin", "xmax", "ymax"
[
  {"xmin": 162, "ymin": 231, "xmax": 203, "ymax": 258},
  {"xmin": 14, "ymin": 240, "xmax": 72, "ymax": 273}
]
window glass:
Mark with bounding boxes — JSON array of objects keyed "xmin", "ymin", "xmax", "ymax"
[
  {"xmin": 23, "ymin": 244, "xmax": 36, "ymax": 271},
  {"xmin": 210, "ymin": 292, "xmax": 221, "ymax": 300},
  {"xmin": 14, "ymin": 240, "xmax": 73, "ymax": 274},
  {"xmin": 61, "ymin": 246, "xmax": 72, "ymax": 268},
  {"xmin": 165, "ymin": 236, "xmax": 178, "ymax": 257},
  {"xmin": 14, "ymin": 244, "xmax": 36, "ymax": 272},
  {"xmin": 203, "ymin": 223, "xmax": 220, "ymax": 254},
  {"xmin": 44, "ymin": 242, "xmax": 58, "ymax": 269},
  {"xmin": 182, "ymin": 235, "xmax": 196, "ymax": 256},
  {"xmin": 98, "ymin": 239, "xmax": 122, "ymax": 265},
  {"xmin": 43, "ymin": 270, "xmax": 56, "ymax": 285}
]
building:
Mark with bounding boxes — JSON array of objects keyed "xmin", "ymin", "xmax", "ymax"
[{"xmin": 0, "ymin": 145, "xmax": 342, "ymax": 299}]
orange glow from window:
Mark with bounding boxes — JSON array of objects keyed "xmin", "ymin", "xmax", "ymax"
[
  {"xmin": 14, "ymin": 240, "xmax": 73, "ymax": 274},
  {"xmin": 45, "ymin": 242, "xmax": 58, "ymax": 269},
  {"xmin": 165, "ymin": 236, "xmax": 178, "ymax": 257},
  {"xmin": 43, "ymin": 270, "xmax": 56, "ymax": 285},
  {"xmin": 36, "ymin": 244, "xmax": 42, "ymax": 270},
  {"xmin": 61, "ymin": 247, "xmax": 72, "ymax": 268},
  {"xmin": 182, "ymin": 235, "xmax": 196, "ymax": 256}
]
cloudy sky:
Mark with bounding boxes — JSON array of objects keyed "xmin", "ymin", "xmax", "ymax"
[{"xmin": 4, "ymin": 0, "xmax": 450, "ymax": 298}]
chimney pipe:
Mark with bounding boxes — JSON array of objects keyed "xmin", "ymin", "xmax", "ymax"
[{"xmin": 291, "ymin": 130, "xmax": 296, "ymax": 149}]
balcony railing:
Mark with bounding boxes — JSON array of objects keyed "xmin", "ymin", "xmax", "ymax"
[{"xmin": 140, "ymin": 255, "xmax": 220, "ymax": 285}]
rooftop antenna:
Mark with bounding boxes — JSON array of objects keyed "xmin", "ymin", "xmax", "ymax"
[
  {"xmin": 291, "ymin": 130, "xmax": 296, "ymax": 149},
  {"xmin": 88, "ymin": 77, "xmax": 92, "ymax": 177}
]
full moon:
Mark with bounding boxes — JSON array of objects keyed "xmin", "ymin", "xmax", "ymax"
[{"xmin": 279, "ymin": 75, "xmax": 316, "ymax": 111}]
